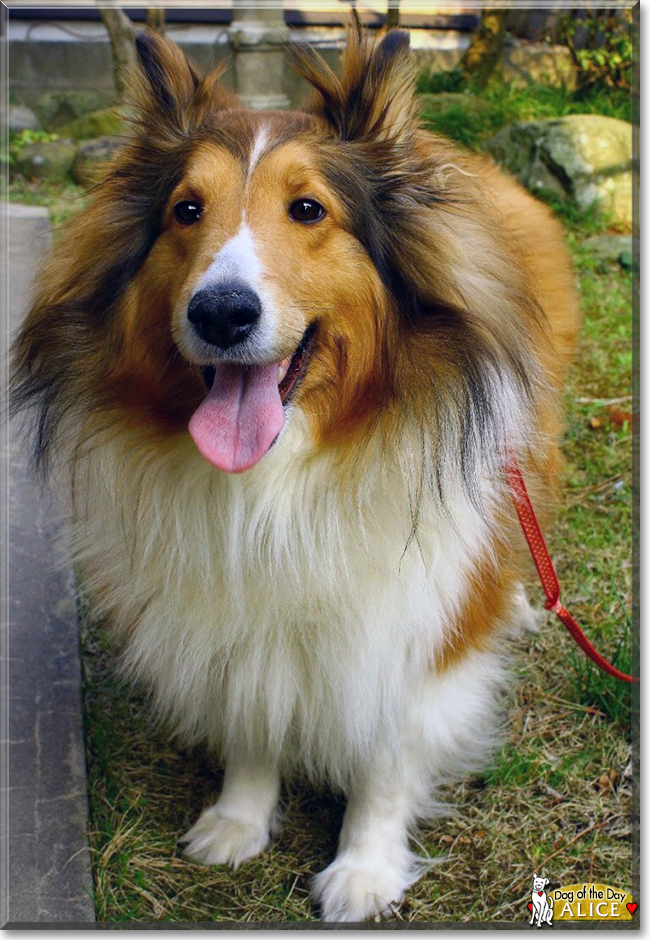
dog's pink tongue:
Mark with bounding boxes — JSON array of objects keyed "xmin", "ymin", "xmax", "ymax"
[{"xmin": 189, "ymin": 363, "xmax": 284, "ymax": 473}]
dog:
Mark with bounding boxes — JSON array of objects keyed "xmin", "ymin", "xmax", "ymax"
[
  {"xmin": 530, "ymin": 875, "xmax": 554, "ymax": 927},
  {"xmin": 11, "ymin": 28, "xmax": 579, "ymax": 922}
]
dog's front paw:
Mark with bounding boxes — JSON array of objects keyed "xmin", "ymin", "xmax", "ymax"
[
  {"xmin": 180, "ymin": 806, "xmax": 270, "ymax": 869},
  {"xmin": 312, "ymin": 851, "xmax": 416, "ymax": 922}
]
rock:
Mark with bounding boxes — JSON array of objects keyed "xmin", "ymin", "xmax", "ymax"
[
  {"xmin": 9, "ymin": 105, "xmax": 40, "ymax": 133},
  {"xmin": 58, "ymin": 107, "xmax": 125, "ymax": 141},
  {"xmin": 583, "ymin": 234, "xmax": 634, "ymax": 268},
  {"xmin": 502, "ymin": 41, "xmax": 575, "ymax": 89},
  {"xmin": 34, "ymin": 90, "xmax": 109, "ymax": 130},
  {"xmin": 484, "ymin": 115, "xmax": 633, "ymax": 227},
  {"xmin": 72, "ymin": 136, "xmax": 124, "ymax": 186},
  {"xmin": 14, "ymin": 139, "xmax": 77, "ymax": 182}
]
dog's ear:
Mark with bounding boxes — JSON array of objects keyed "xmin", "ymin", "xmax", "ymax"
[
  {"xmin": 134, "ymin": 30, "xmax": 200, "ymax": 120},
  {"xmin": 290, "ymin": 27, "xmax": 417, "ymax": 143},
  {"xmin": 133, "ymin": 29, "xmax": 234, "ymax": 134}
]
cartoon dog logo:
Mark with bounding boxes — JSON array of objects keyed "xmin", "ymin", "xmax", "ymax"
[{"xmin": 529, "ymin": 874, "xmax": 554, "ymax": 927}]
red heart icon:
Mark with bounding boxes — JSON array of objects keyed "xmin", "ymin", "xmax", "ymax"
[
  {"xmin": 627, "ymin": 902, "xmax": 637, "ymax": 915},
  {"xmin": 528, "ymin": 903, "xmax": 533, "ymax": 912},
  {"xmin": 539, "ymin": 891, "xmax": 543, "ymax": 895}
]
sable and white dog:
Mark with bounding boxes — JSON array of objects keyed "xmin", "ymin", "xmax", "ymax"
[
  {"xmin": 12, "ymin": 28, "xmax": 578, "ymax": 921},
  {"xmin": 530, "ymin": 875, "xmax": 554, "ymax": 927}
]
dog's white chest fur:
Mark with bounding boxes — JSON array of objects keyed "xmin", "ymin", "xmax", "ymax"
[{"xmin": 75, "ymin": 413, "xmax": 499, "ymax": 785}]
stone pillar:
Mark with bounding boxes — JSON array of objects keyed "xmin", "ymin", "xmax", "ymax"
[{"xmin": 229, "ymin": 3, "xmax": 290, "ymax": 110}]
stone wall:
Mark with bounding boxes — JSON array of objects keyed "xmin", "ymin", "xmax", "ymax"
[{"xmin": 9, "ymin": 18, "xmax": 574, "ymax": 110}]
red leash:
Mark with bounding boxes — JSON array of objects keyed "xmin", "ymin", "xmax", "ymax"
[{"xmin": 505, "ymin": 453, "xmax": 638, "ymax": 685}]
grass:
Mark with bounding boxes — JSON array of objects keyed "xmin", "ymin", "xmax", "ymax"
[
  {"xmin": 417, "ymin": 74, "xmax": 632, "ymax": 149},
  {"xmin": 11, "ymin": 86, "xmax": 634, "ymax": 924}
]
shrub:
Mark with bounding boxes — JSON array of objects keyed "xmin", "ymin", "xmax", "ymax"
[{"xmin": 558, "ymin": 9, "xmax": 633, "ymax": 91}]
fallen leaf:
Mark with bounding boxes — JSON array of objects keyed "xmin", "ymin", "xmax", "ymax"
[
  {"xmin": 588, "ymin": 416, "xmax": 602, "ymax": 430},
  {"xmin": 607, "ymin": 406, "xmax": 632, "ymax": 429},
  {"xmin": 598, "ymin": 769, "xmax": 618, "ymax": 794}
]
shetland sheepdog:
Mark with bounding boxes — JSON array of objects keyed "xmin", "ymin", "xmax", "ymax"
[{"xmin": 12, "ymin": 28, "xmax": 579, "ymax": 922}]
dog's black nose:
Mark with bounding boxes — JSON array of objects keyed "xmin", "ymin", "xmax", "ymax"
[{"xmin": 188, "ymin": 284, "xmax": 261, "ymax": 349}]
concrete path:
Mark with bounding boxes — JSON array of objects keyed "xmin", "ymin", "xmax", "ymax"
[{"xmin": 1, "ymin": 204, "xmax": 95, "ymax": 925}]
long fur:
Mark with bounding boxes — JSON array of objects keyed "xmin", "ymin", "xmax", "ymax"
[{"xmin": 11, "ymin": 27, "xmax": 579, "ymax": 922}]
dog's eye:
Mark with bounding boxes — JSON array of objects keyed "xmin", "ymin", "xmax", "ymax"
[
  {"xmin": 174, "ymin": 201, "xmax": 202, "ymax": 225},
  {"xmin": 289, "ymin": 199, "xmax": 326, "ymax": 224}
]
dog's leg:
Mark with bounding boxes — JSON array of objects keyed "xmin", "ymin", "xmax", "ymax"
[
  {"xmin": 181, "ymin": 756, "xmax": 280, "ymax": 868},
  {"xmin": 312, "ymin": 756, "xmax": 425, "ymax": 922},
  {"xmin": 313, "ymin": 648, "xmax": 504, "ymax": 921}
]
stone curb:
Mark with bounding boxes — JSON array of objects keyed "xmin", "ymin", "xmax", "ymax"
[{"xmin": 2, "ymin": 203, "xmax": 95, "ymax": 925}]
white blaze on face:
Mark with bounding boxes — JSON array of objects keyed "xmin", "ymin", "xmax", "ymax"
[
  {"xmin": 181, "ymin": 220, "xmax": 262, "ymax": 357},
  {"xmin": 191, "ymin": 126, "xmax": 279, "ymax": 353},
  {"xmin": 247, "ymin": 126, "xmax": 269, "ymax": 179},
  {"xmin": 197, "ymin": 223, "xmax": 263, "ymax": 292},
  {"xmin": 195, "ymin": 222, "xmax": 279, "ymax": 356}
]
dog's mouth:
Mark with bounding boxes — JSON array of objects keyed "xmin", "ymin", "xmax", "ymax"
[
  {"xmin": 277, "ymin": 323, "xmax": 317, "ymax": 406},
  {"xmin": 200, "ymin": 323, "xmax": 315, "ymax": 407},
  {"xmin": 190, "ymin": 325, "xmax": 316, "ymax": 474}
]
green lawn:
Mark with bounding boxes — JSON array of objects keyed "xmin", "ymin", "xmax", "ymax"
[{"xmin": 11, "ymin": 79, "xmax": 635, "ymax": 924}]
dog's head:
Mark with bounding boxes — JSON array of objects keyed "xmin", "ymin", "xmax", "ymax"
[
  {"xmin": 12, "ymin": 27, "xmax": 541, "ymax": 485},
  {"xmin": 127, "ymin": 28, "xmax": 429, "ymax": 473},
  {"xmin": 532, "ymin": 875, "xmax": 549, "ymax": 893}
]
